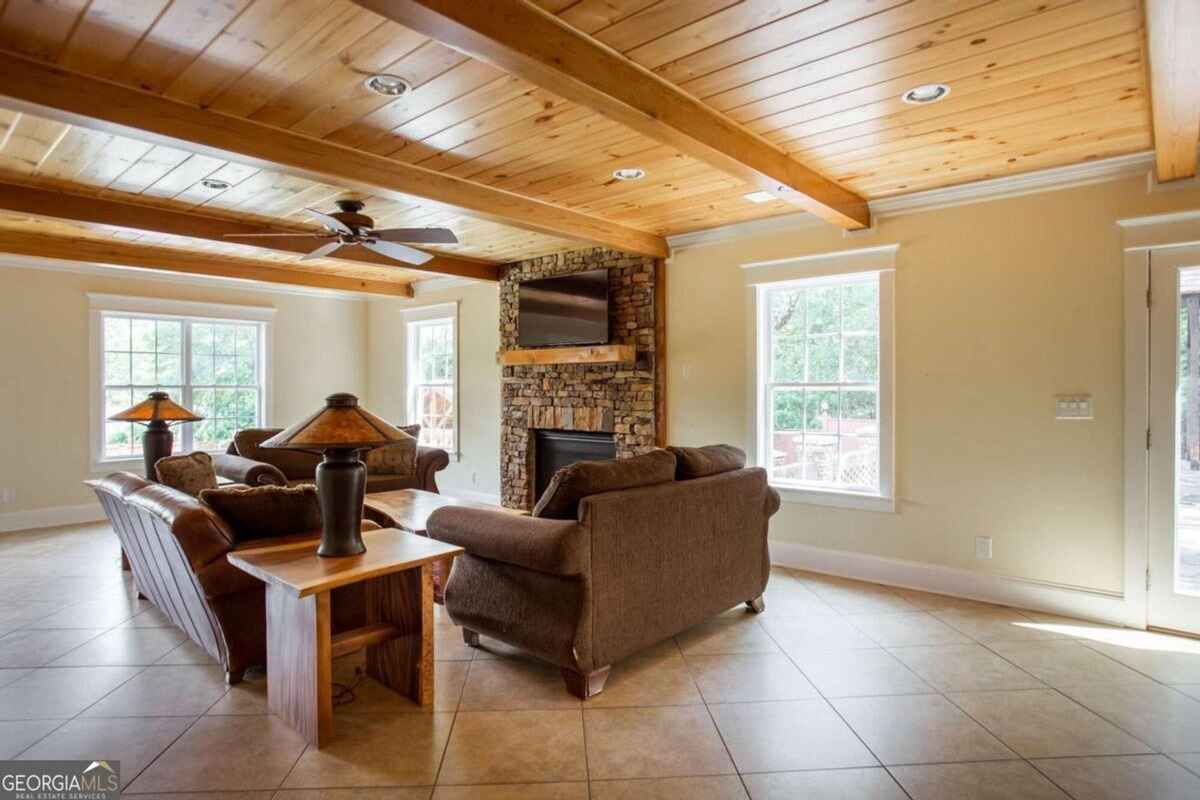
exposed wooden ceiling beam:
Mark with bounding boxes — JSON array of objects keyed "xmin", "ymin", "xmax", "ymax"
[
  {"xmin": 1145, "ymin": 0, "xmax": 1200, "ymax": 181},
  {"xmin": 0, "ymin": 50, "xmax": 669, "ymax": 258},
  {"xmin": 351, "ymin": 0, "xmax": 870, "ymax": 230},
  {"xmin": 0, "ymin": 229, "xmax": 414, "ymax": 296},
  {"xmin": 0, "ymin": 181, "xmax": 501, "ymax": 281}
]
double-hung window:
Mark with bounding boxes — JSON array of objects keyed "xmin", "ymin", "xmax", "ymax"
[
  {"xmin": 752, "ymin": 249, "xmax": 894, "ymax": 511},
  {"xmin": 92, "ymin": 295, "xmax": 272, "ymax": 466},
  {"xmin": 404, "ymin": 303, "xmax": 458, "ymax": 455}
]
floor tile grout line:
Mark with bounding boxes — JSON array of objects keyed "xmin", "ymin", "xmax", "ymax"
[
  {"xmin": 580, "ymin": 704, "xmax": 592, "ymax": 799},
  {"xmin": 683, "ymin": 626, "xmax": 754, "ymax": 798},
  {"xmin": 937, "ymin": 684, "xmax": 1160, "ymax": 757},
  {"xmin": 755, "ymin": 605, "xmax": 916, "ymax": 800},
  {"xmin": 1024, "ymin": 754, "xmax": 1095, "ymax": 800},
  {"xmin": 1165, "ymin": 752, "xmax": 1200, "ymax": 779},
  {"xmin": 429, "ymin": 645, "xmax": 473, "ymax": 787}
]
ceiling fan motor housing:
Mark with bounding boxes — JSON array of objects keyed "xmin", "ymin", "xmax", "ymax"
[{"xmin": 332, "ymin": 199, "xmax": 374, "ymax": 232}]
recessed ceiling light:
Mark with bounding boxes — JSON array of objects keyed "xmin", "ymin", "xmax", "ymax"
[
  {"xmin": 612, "ymin": 167, "xmax": 646, "ymax": 181},
  {"xmin": 200, "ymin": 178, "xmax": 230, "ymax": 190},
  {"xmin": 363, "ymin": 73, "xmax": 411, "ymax": 97},
  {"xmin": 743, "ymin": 190, "xmax": 776, "ymax": 203},
  {"xmin": 901, "ymin": 83, "xmax": 950, "ymax": 105}
]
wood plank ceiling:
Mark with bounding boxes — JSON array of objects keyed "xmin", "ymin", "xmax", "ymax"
[{"xmin": 0, "ymin": 0, "xmax": 1156, "ymax": 293}]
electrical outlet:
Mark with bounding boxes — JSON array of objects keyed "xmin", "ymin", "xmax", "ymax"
[
  {"xmin": 0, "ymin": 488, "xmax": 13, "ymax": 505},
  {"xmin": 975, "ymin": 536, "xmax": 993, "ymax": 560}
]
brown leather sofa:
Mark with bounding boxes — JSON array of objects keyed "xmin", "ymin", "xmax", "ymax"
[
  {"xmin": 87, "ymin": 473, "xmax": 376, "ymax": 683},
  {"xmin": 428, "ymin": 452, "xmax": 780, "ymax": 698},
  {"xmin": 213, "ymin": 427, "xmax": 449, "ymax": 493}
]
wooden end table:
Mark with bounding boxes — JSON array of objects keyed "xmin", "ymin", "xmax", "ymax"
[
  {"xmin": 227, "ymin": 529, "xmax": 463, "ymax": 747},
  {"xmin": 365, "ymin": 489, "xmax": 521, "ymax": 602}
]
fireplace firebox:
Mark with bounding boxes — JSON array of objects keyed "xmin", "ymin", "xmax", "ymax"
[{"xmin": 533, "ymin": 429, "xmax": 616, "ymax": 505}]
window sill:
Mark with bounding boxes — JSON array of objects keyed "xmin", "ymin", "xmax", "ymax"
[
  {"xmin": 91, "ymin": 456, "xmax": 142, "ymax": 474},
  {"xmin": 91, "ymin": 448, "xmax": 230, "ymax": 475},
  {"xmin": 772, "ymin": 484, "xmax": 896, "ymax": 513}
]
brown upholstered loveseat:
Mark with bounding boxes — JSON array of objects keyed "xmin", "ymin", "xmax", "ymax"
[
  {"xmin": 213, "ymin": 427, "xmax": 449, "ymax": 493},
  {"xmin": 87, "ymin": 473, "xmax": 378, "ymax": 683},
  {"xmin": 428, "ymin": 451, "xmax": 780, "ymax": 698}
]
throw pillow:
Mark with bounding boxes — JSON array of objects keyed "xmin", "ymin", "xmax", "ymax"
[
  {"xmin": 667, "ymin": 444, "xmax": 746, "ymax": 480},
  {"xmin": 155, "ymin": 451, "xmax": 218, "ymax": 497},
  {"xmin": 199, "ymin": 484, "xmax": 322, "ymax": 542},
  {"xmin": 365, "ymin": 436, "xmax": 417, "ymax": 476},
  {"xmin": 532, "ymin": 448, "xmax": 677, "ymax": 520},
  {"xmin": 400, "ymin": 424, "xmax": 420, "ymax": 440}
]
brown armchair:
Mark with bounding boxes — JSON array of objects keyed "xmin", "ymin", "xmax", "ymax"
[
  {"xmin": 213, "ymin": 427, "xmax": 449, "ymax": 493},
  {"xmin": 428, "ymin": 464, "xmax": 780, "ymax": 698}
]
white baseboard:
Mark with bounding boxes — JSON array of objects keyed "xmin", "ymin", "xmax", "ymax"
[
  {"xmin": 770, "ymin": 541, "xmax": 1142, "ymax": 629},
  {"xmin": 0, "ymin": 502, "xmax": 106, "ymax": 534}
]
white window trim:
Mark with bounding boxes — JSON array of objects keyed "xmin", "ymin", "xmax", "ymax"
[
  {"xmin": 745, "ymin": 246, "xmax": 896, "ymax": 513},
  {"xmin": 402, "ymin": 301, "xmax": 460, "ymax": 461},
  {"xmin": 88, "ymin": 293, "xmax": 275, "ymax": 472}
]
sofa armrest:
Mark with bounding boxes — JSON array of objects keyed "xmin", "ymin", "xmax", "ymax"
[
  {"xmin": 427, "ymin": 506, "xmax": 585, "ymax": 576},
  {"xmin": 212, "ymin": 453, "xmax": 287, "ymax": 487},
  {"xmin": 766, "ymin": 485, "xmax": 781, "ymax": 518},
  {"xmin": 414, "ymin": 446, "xmax": 450, "ymax": 492}
]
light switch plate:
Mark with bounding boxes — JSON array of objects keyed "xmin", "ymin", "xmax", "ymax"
[
  {"xmin": 1055, "ymin": 394, "xmax": 1093, "ymax": 420},
  {"xmin": 976, "ymin": 536, "xmax": 993, "ymax": 560}
]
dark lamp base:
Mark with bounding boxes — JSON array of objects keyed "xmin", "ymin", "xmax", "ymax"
[
  {"xmin": 316, "ymin": 449, "xmax": 367, "ymax": 558},
  {"xmin": 142, "ymin": 422, "xmax": 174, "ymax": 481}
]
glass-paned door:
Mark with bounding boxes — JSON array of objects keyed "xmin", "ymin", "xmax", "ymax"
[{"xmin": 1149, "ymin": 244, "xmax": 1200, "ymax": 633}]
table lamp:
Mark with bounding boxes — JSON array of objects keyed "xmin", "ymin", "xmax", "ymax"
[
  {"xmin": 108, "ymin": 391, "xmax": 204, "ymax": 480},
  {"xmin": 260, "ymin": 393, "xmax": 414, "ymax": 557}
]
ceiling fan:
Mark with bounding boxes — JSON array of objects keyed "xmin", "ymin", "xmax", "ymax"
[{"xmin": 223, "ymin": 199, "xmax": 457, "ymax": 266}]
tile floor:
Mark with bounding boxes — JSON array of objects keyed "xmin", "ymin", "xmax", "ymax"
[{"xmin": 2, "ymin": 522, "xmax": 1200, "ymax": 799}]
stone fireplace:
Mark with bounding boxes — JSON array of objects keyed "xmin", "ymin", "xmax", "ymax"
[{"xmin": 500, "ymin": 247, "xmax": 664, "ymax": 509}]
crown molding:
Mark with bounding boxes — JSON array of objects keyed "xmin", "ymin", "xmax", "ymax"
[
  {"xmin": 0, "ymin": 253, "xmax": 373, "ymax": 301},
  {"xmin": 1117, "ymin": 209, "xmax": 1200, "ymax": 251},
  {"xmin": 668, "ymin": 151, "xmax": 1157, "ymax": 252}
]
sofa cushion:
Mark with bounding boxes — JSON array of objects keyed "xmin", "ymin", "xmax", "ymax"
[
  {"xmin": 155, "ymin": 451, "xmax": 219, "ymax": 497},
  {"xmin": 667, "ymin": 444, "xmax": 746, "ymax": 480},
  {"xmin": 365, "ymin": 437, "xmax": 417, "ymax": 476},
  {"xmin": 532, "ymin": 449, "xmax": 677, "ymax": 520},
  {"xmin": 233, "ymin": 428, "xmax": 321, "ymax": 480},
  {"xmin": 199, "ymin": 484, "xmax": 322, "ymax": 543},
  {"xmin": 400, "ymin": 424, "xmax": 420, "ymax": 439}
]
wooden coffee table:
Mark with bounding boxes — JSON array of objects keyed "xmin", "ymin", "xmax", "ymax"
[
  {"xmin": 227, "ymin": 529, "xmax": 463, "ymax": 747},
  {"xmin": 365, "ymin": 489, "xmax": 520, "ymax": 602}
]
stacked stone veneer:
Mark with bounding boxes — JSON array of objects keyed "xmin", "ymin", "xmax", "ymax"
[{"xmin": 500, "ymin": 247, "xmax": 659, "ymax": 509}]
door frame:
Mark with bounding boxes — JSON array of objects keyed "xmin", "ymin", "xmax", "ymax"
[
  {"xmin": 1120, "ymin": 208, "xmax": 1200, "ymax": 632},
  {"xmin": 1122, "ymin": 246, "xmax": 1150, "ymax": 631}
]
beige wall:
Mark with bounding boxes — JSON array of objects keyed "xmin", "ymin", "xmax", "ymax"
[
  {"xmin": 669, "ymin": 174, "xmax": 1200, "ymax": 595},
  {"xmin": 10, "ymin": 170, "xmax": 1200, "ymax": 599},
  {"xmin": 0, "ymin": 264, "xmax": 367, "ymax": 514},
  {"xmin": 366, "ymin": 281, "xmax": 501, "ymax": 498}
]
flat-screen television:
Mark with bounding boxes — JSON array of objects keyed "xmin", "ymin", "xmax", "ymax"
[{"xmin": 518, "ymin": 269, "xmax": 609, "ymax": 347}]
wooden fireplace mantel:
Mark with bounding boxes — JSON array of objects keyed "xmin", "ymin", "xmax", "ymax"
[{"xmin": 498, "ymin": 344, "xmax": 635, "ymax": 367}]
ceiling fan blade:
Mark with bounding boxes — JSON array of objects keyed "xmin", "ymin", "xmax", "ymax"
[
  {"xmin": 372, "ymin": 227, "xmax": 458, "ymax": 244},
  {"xmin": 304, "ymin": 207, "xmax": 354, "ymax": 235},
  {"xmin": 363, "ymin": 239, "xmax": 434, "ymax": 265},
  {"xmin": 301, "ymin": 240, "xmax": 344, "ymax": 261}
]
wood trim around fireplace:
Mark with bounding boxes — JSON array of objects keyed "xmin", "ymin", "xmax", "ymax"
[{"xmin": 498, "ymin": 344, "xmax": 635, "ymax": 366}]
